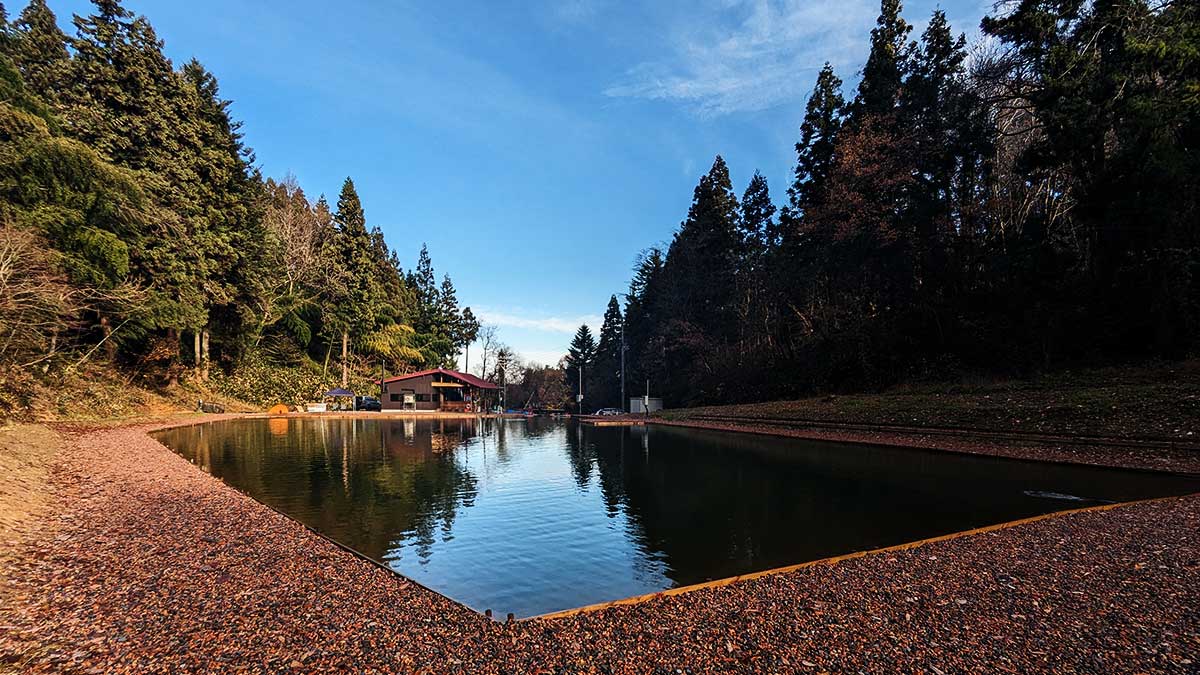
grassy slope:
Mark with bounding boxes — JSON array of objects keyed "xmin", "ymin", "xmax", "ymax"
[
  {"xmin": 3, "ymin": 364, "xmax": 259, "ymax": 423},
  {"xmin": 660, "ymin": 361, "xmax": 1200, "ymax": 440}
]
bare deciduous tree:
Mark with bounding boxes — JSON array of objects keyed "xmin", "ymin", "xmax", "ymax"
[
  {"xmin": 0, "ymin": 225, "xmax": 76, "ymax": 366},
  {"xmin": 474, "ymin": 324, "xmax": 499, "ymax": 377},
  {"xmin": 0, "ymin": 224, "xmax": 142, "ymax": 371}
]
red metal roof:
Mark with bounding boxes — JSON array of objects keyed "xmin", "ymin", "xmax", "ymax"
[{"xmin": 380, "ymin": 367, "xmax": 499, "ymax": 389}]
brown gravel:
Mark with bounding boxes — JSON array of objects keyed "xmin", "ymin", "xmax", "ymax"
[{"xmin": 1, "ymin": 419, "xmax": 1198, "ymax": 674}]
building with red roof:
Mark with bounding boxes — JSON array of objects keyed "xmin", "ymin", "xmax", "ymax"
[{"xmin": 379, "ymin": 368, "xmax": 499, "ymax": 412}]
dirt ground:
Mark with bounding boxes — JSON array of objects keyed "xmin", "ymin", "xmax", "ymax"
[{"xmin": 0, "ymin": 424, "xmax": 60, "ymax": 547}]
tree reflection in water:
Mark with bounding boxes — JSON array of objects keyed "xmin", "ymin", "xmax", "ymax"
[
  {"xmin": 155, "ymin": 418, "xmax": 1200, "ymax": 617},
  {"xmin": 157, "ymin": 418, "xmax": 481, "ymax": 562}
]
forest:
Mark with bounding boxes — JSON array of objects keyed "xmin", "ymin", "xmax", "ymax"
[
  {"xmin": 0, "ymin": 0, "xmax": 484, "ymax": 414},
  {"xmin": 0, "ymin": 0, "xmax": 1196, "ymax": 417},
  {"xmin": 568, "ymin": 0, "xmax": 1199, "ymax": 410}
]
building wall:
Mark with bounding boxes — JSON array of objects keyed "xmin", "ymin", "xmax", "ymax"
[
  {"xmin": 382, "ymin": 374, "xmax": 439, "ymax": 411},
  {"xmin": 381, "ymin": 373, "xmax": 487, "ymax": 411},
  {"xmin": 629, "ymin": 397, "xmax": 664, "ymax": 414}
]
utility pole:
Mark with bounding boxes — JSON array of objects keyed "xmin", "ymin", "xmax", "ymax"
[
  {"xmin": 616, "ymin": 291, "xmax": 630, "ymax": 413},
  {"xmin": 644, "ymin": 378, "xmax": 650, "ymax": 419},
  {"xmin": 577, "ymin": 362, "xmax": 583, "ymax": 413},
  {"xmin": 620, "ymin": 322, "xmax": 626, "ymax": 413}
]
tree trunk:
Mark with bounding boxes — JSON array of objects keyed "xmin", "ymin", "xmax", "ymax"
[
  {"xmin": 201, "ymin": 328, "xmax": 210, "ymax": 381},
  {"xmin": 100, "ymin": 316, "xmax": 116, "ymax": 361},
  {"xmin": 464, "ymin": 344, "xmax": 469, "ymax": 374},
  {"xmin": 166, "ymin": 327, "xmax": 180, "ymax": 388},
  {"xmin": 44, "ymin": 333, "xmax": 57, "ymax": 373},
  {"xmin": 194, "ymin": 331, "xmax": 201, "ymax": 377},
  {"xmin": 341, "ymin": 331, "xmax": 349, "ymax": 388},
  {"xmin": 322, "ymin": 341, "xmax": 332, "ymax": 380}
]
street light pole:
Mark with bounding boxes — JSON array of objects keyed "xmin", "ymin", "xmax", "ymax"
[
  {"xmin": 616, "ymin": 291, "xmax": 631, "ymax": 413},
  {"xmin": 620, "ymin": 322, "xmax": 626, "ymax": 413}
]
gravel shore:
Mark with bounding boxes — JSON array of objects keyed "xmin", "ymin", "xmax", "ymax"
[{"xmin": 1, "ymin": 420, "xmax": 1197, "ymax": 674}]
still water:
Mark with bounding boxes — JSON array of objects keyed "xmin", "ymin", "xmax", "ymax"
[{"xmin": 153, "ymin": 417, "xmax": 1200, "ymax": 617}]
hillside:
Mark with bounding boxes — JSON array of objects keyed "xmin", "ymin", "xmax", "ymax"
[{"xmin": 659, "ymin": 361, "xmax": 1200, "ymax": 441}]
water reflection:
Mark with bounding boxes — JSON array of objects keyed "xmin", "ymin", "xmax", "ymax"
[{"xmin": 154, "ymin": 418, "xmax": 1200, "ymax": 617}]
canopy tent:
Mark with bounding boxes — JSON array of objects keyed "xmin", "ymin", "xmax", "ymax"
[{"xmin": 323, "ymin": 387, "xmax": 355, "ymax": 411}]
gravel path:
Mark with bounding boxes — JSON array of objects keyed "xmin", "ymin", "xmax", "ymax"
[{"xmin": 1, "ymin": 421, "xmax": 1197, "ymax": 674}]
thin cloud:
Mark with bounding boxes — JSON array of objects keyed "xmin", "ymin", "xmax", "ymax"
[
  {"xmin": 519, "ymin": 349, "xmax": 570, "ymax": 368},
  {"xmin": 605, "ymin": 0, "xmax": 877, "ymax": 116},
  {"xmin": 476, "ymin": 309, "xmax": 602, "ymax": 334},
  {"xmin": 552, "ymin": 0, "xmax": 607, "ymax": 25}
]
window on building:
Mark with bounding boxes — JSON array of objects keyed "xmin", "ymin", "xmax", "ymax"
[
  {"xmin": 416, "ymin": 394, "xmax": 430, "ymax": 402},
  {"xmin": 390, "ymin": 393, "xmax": 400, "ymax": 402}
]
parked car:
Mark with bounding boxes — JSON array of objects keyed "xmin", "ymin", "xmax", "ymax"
[
  {"xmin": 355, "ymin": 396, "xmax": 382, "ymax": 412},
  {"xmin": 593, "ymin": 407, "xmax": 622, "ymax": 416}
]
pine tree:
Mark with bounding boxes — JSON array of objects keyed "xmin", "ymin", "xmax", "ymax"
[
  {"xmin": 564, "ymin": 323, "xmax": 596, "ymax": 411},
  {"xmin": 437, "ymin": 274, "xmax": 461, "ymax": 347},
  {"xmin": 332, "ymin": 177, "xmax": 378, "ymax": 385},
  {"xmin": 178, "ymin": 58, "xmax": 262, "ymax": 375},
  {"xmin": 785, "ymin": 64, "xmax": 845, "ymax": 223},
  {"xmin": 902, "ymin": 10, "xmax": 984, "ymax": 234},
  {"xmin": 854, "ymin": 0, "xmax": 911, "ymax": 118},
  {"xmin": 459, "ymin": 306, "xmax": 480, "ymax": 372},
  {"xmin": 8, "ymin": 0, "xmax": 69, "ymax": 105},
  {"xmin": 740, "ymin": 171, "xmax": 775, "ymax": 253},
  {"xmin": 661, "ymin": 155, "xmax": 742, "ymax": 339},
  {"xmin": 592, "ymin": 295, "xmax": 624, "ymax": 409},
  {"xmin": 65, "ymin": 0, "xmax": 210, "ymax": 376},
  {"xmin": 623, "ymin": 247, "xmax": 665, "ymax": 399},
  {"xmin": 737, "ymin": 172, "xmax": 776, "ymax": 348},
  {"xmin": 412, "ymin": 243, "xmax": 439, "ymax": 332}
]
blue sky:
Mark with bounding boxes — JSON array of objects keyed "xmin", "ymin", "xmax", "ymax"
[{"xmin": 48, "ymin": 0, "xmax": 992, "ymax": 369}]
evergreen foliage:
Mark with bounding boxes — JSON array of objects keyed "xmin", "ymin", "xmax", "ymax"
[
  {"xmin": 0, "ymin": 0, "xmax": 476, "ymax": 399},
  {"xmin": 590, "ymin": 295, "xmax": 625, "ymax": 409},
  {"xmin": 564, "ymin": 323, "xmax": 596, "ymax": 412},
  {"xmin": 608, "ymin": 0, "xmax": 1199, "ymax": 407}
]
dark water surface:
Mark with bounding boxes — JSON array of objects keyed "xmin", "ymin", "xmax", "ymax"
[{"xmin": 153, "ymin": 417, "xmax": 1200, "ymax": 617}]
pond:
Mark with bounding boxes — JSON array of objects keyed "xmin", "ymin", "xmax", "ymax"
[{"xmin": 153, "ymin": 417, "xmax": 1200, "ymax": 618}]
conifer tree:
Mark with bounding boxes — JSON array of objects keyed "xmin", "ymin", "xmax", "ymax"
[
  {"xmin": 412, "ymin": 243, "xmax": 438, "ymax": 331},
  {"xmin": 740, "ymin": 171, "xmax": 775, "ymax": 252},
  {"xmin": 661, "ymin": 155, "xmax": 742, "ymax": 340},
  {"xmin": 459, "ymin": 306, "xmax": 480, "ymax": 372},
  {"xmin": 785, "ymin": 64, "xmax": 845, "ymax": 223},
  {"xmin": 564, "ymin": 323, "xmax": 596, "ymax": 411},
  {"xmin": 9, "ymin": 0, "xmax": 69, "ymax": 105},
  {"xmin": 853, "ymin": 0, "xmax": 911, "ymax": 118},
  {"xmin": 332, "ymin": 177, "xmax": 377, "ymax": 385},
  {"xmin": 438, "ymin": 274, "xmax": 461, "ymax": 346},
  {"xmin": 591, "ymin": 295, "xmax": 625, "ymax": 408},
  {"xmin": 622, "ymin": 247, "xmax": 665, "ymax": 400},
  {"xmin": 737, "ymin": 172, "xmax": 776, "ymax": 346}
]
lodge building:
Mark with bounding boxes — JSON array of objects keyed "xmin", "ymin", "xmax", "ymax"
[{"xmin": 379, "ymin": 368, "xmax": 499, "ymax": 412}]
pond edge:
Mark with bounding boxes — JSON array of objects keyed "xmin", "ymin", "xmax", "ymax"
[{"xmin": 144, "ymin": 414, "xmax": 1198, "ymax": 622}]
